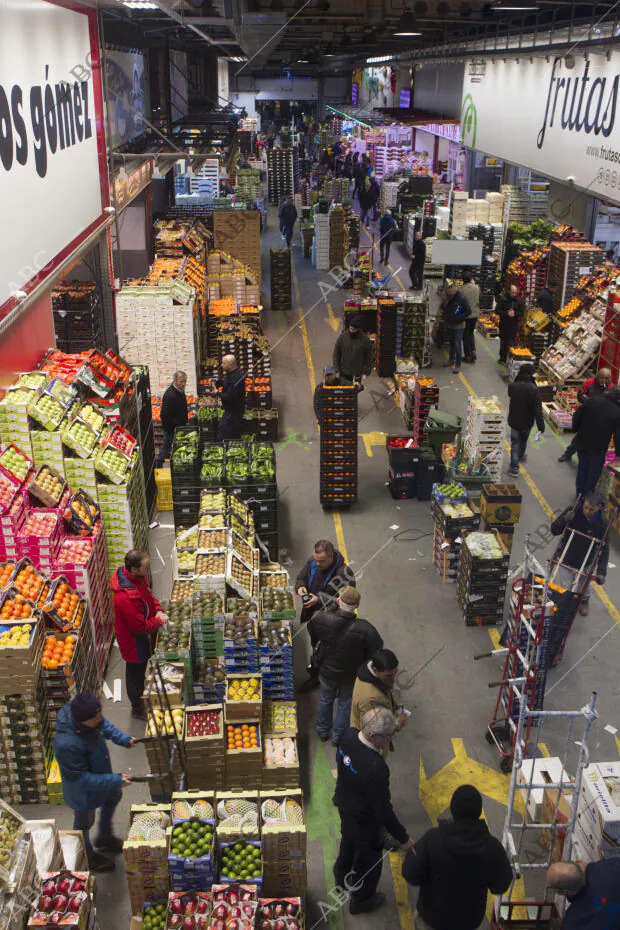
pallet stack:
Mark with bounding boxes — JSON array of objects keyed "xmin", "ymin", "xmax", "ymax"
[
  {"xmin": 269, "ymin": 249, "xmax": 292, "ymax": 312},
  {"xmin": 377, "ymin": 298, "xmax": 399, "ymax": 377},
  {"xmin": 267, "ymin": 148, "xmax": 299, "ymax": 204},
  {"xmin": 431, "ymin": 485, "xmax": 480, "ymax": 583},
  {"xmin": 51, "ymin": 282, "xmax": 105, "ymax": 353},
  {"xmin": 457, "ymin": 530, "xmax": 510, "ymax": 625},
  {"xmin": 318, "ymin": 385, "xmax": 358, "ymax": 506},
  {"xmin": 399, "ymin": 295, "xmax": 431, "ymax": 368},
  {"xmin": 480, "ymin": 483, "xmax": 522, "ymax": 554},
  {"xmin": 463, "ymin": 397, "xmax": 506, "ymax": 481},
  {"xmin": 548, "ymin": 242, "xmax": 604, "ymax": 312},
  {"xmin": 329, "ymin": 205, "xmax": 347, "ymax": 269},
  {"xmin": 313, "ymin": 213, "xmax": 330, "ymax": 270}
]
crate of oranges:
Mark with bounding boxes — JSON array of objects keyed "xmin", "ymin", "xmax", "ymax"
[
  {"xmin": 12, "ymin": 558, "xmax": 49, "ymax": 606},
  {"xmin": 41, "ymin": 632, "xmax": 78, "ymax": 675},
  {"xmin": 225, "ymin": 722, "xmax": 263, "ymax": 789},
  {"xmin": 225, "ymin": 675, "xmax": 262, "ymax": 720},
  {"xmin": 0, "ymin": 561, "xmax": 15, "ymax": 590},
  {"xmin": 0, "ymin": 587, "xmax": 37, "ymax": 621},
  {"xmin": 42, "ymin": 576, "xmax": 84, "ymax": 632}
]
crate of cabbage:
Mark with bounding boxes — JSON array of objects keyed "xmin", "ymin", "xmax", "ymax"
[
  {"xmin": 260, "ymin": 587, "xmax": 295, "ymax": 620},
  {"xmin": 167, "ymin": 818, "xmax": 217, "ymax": 891}
]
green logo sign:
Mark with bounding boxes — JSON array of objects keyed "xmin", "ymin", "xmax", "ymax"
[{"xmin": 461, "ymin": 94, "xmax": 477, "ymax": 147}]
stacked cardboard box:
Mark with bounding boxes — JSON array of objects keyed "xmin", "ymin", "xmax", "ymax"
[
  {"xmin": 463, "ymin": 396, "xmax": 506, "ymax": 481},
  {"xmin": 457, "ymin": 530, "xmax": 510, "ymax": 625},
  {"xmin": 480, "ymin": 483, "xmax": 522, "ymax": 554},
  {"xmin": 123, "ymin": 803, "xmax": 171, "ymax": 914},
  {"xmin": 183, "ymin": 704, "xmax": 225, "ymax": 790},
  {"xmin": 449, "ymin": 190, "xmax": 469, "ymax": 237},
  {"xmin": 575, "ymin": 761, "xmax": 620, "ymax": 861},
  {"xmin": 213, "ymin": 211, "xmax": 261, "ymax": 286},
  {"xmin": 260, "ymin": 789, "xmax": 307, "ymax": 897}
]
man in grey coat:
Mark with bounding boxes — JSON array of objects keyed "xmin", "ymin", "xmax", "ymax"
[{"xmin": 333, "ymin": 316, "xmax": 373, "ymax": 386}]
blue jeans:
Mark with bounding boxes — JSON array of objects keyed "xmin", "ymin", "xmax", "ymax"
[
  {"xmin": 155, "ymin": 430, "xmax": 174, "ymax": 468},
  {"xmin": 576, "ymin": 450, "xmax": 606, "ymax": 497},
  {"xmin": 510, "ymin": 427, "xmax": 531, "ymax": 471},
  {"xmin": 283, "ymin": 224, "xmax": 293, "ymax": 247},
  {"xmin": 448, "ymin": 328, "xmax": 464, "ymax": 368},
  {"xmin": 73, "ymin": 788, "xmax": 122, "ymax": 859},
  {"xmin": 317, "ymin": 677, "xmax": 353, "ymax": 745}
]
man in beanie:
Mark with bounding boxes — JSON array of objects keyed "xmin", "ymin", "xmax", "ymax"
[
  {"xmin": 308, "ymin": 587, "xmax": 383, "ymax": 745},
  {"xmin": 350, "ymin": 648, "xmax": 408, "ymax": 754},
  {"xmin": 313, "ymin": 365, "xmax": 343, "ymax": 426},
  {"xmin": 332, "ymin": 317, "xmax": 373, "ymax": 387},
  {"xmin": 53, "ymin": 693, "xmax": 136, "ymax": 873},
  {"xmin": 403, "ymin": 784, "xmax": 512, "ymax": 930}
]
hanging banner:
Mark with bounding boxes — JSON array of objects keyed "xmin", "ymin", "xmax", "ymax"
[
  {"xmin": 0, "ymin": 0, "xmax": 109, "ymax": 316},
  {"xmin": 461, "ymin": 55, "xmax": 620, "ymax": 206},
  {"xmin": 104, "ymin": 48, "xmax": 149, "ymax": 149}
]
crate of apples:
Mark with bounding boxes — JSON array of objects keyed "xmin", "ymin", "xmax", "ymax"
[
  {"xmin": 167, "ymin": 892, "xmax": 211, "ymax": 929},
  {"xmin": 185, "ymin": 708, "xmax": 221, "ymax": 739},
  {"xmin": 0, "ymin": 445, "xmax": 31, "ymax": 482},
  {"xmin": 0, "ymin": 470, "xmax": 19, "ymax": 513},
  {"xmin": 106, "ymin": 425, "xmax": 136, "ymax": 459},
  {"xmin": 29, "ymin": 871, "xmax": 90, "ymax": 926},
  {"xmin": 22, "ymin": 510, "xmax": 58, "ymax": 538},
  {"xmin": 57, "ymin": 538, "xmax": 93, "ymax": 566},
  {"xmin": 29, "ymin": 465, "xmax": 65, "ymax": 507}
]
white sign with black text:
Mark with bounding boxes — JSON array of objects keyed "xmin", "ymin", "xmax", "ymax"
[
  {"xmin": 0, "ymin": 0, "xmax": 106, "ymax": 312},
  {"xmin": 461, "ymin": 54, "xmax": 620, "ymax": 206}
]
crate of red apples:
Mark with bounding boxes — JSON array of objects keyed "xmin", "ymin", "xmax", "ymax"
[{"xmin": 28, "ymin": 870, "xmax": 91, "ymax": 927}]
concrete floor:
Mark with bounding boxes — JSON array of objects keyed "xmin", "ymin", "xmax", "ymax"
[{"xmin": 21, "ymin": 206, "xmax": 620, "ymax": 930}]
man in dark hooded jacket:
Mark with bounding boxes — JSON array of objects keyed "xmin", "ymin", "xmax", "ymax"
[{"xmin": 403, "ymin": 784, "xmax": 512, "ymax": 930}]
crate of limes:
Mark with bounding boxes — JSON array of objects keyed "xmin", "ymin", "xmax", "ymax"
[
  {"xmin": 167, "ymin": 817, "xmax": 217, "ymax": 891},
  {"xmin": 141, "ymin": 901, "xmax": 168, "ymax": 930},
  {"xmin": 219, "ymin": 839, "xmax": 262, "ymax": 885}
]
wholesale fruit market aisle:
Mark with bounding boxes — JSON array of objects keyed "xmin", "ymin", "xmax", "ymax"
[{"xmin": 23, "ymin": 208, "xmax": 620, "ymax": 930}]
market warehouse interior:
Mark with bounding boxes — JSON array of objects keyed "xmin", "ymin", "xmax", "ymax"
[{"xmin": 3, "ymin": 0, "xmax": 620, "ymax": 928}]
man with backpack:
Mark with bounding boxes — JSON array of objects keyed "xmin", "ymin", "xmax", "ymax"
[{"xmin": 308, "ymin": 587, "xmax": 382, "ymax": 746}]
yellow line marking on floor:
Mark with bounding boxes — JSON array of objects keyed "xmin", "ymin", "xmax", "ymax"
[
  {"xmin": 332, "ymin": 510, "xmax": 349, "ymax": 563},
  {"xmin": 325, "ymin": 302, "xmax": 340, "ymax": 332},
  {"xmin": 389, "ymin": 852, "xmax": 415, "ymax": 930},
  {"xmin": 360, "ymin": 430, "xmax": 386, "ymax": 457},
  {"xmin": 539, "ymin": 742, "xmax": 550, "ymax": 758},
  {"xmin": 457, "ymin": 370, "xmax": 620, "ymax": 630}
]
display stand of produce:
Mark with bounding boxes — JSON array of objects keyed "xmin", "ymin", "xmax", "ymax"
[
  {"xmin": 507, "ymin": 347, "xmax": 536, "ymax": 382},
  {"xmin": 431, "ymin": 484, "xmax": 480, "ymax": 583},
  {"xmin": 456, "ymin": 531, "xmax": 510, "ymax": 625},
  {"xmin": 539, "ymin": 296, "xmax": 605, "ymax": 384},
  {"xmin": 463, "ymin": 397, "xmax": 506, "ymax": 482},
  {"xmin": 318, "ymin": 385, "xmax": 358, "ymax": 507}
]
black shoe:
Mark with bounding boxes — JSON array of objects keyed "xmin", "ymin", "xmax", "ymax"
[
  {"xmin": 298, "ymin": 676, "xmax": 319, "ymax": 693},
  {"xmin": 350, "ymin": 893, "xmax": 386, "ymax": 915},
  {"xmin": 88, "ymin": 852, "xmax": 115, "ymax": 873},
  {"xmin": 94, "ymin": 835, "xmax": 124, "ymax": 854},
  {"xmin": 318, "ymin": 732, "xmax": 330, "ymax": 742},
  {"xmin": 558, "ymin": 451, "xmax": 573, "ymax": 463},
  {"xmin": 131, "ymin": 705, "xmax": 147, "ymax": 721},
  {"xmin": 579, "ymin": 601, "xmax": 590, "ymax": 616}
]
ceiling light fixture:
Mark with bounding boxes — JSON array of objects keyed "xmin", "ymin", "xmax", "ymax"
[
  {"xmin": 117, "ymin": 0, "xmax": 158, "ymax": 8},
  {"xmin": 366, "ymin": 55, "xmax": 394, "ymax": 63},
  {"xmin": 394, "ymin": 9, "xmax": 422, "ymax": 34},
  {"xmin": 491, "ymin": 1, "xmax": 539, "ymax": 8}
]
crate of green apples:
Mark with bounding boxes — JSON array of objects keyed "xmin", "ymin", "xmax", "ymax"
[
  {"xmin": 0, "ymin": 444, "xmax": 32, "ymax": 483},
  {"xmin": 29, "ymin": 392, "xmax": 67, "ymax": 431},
  {"xmin": 62, "ymin": 417, "xmax": 98, "ymax": 458},
  {"xmin": 95, "ymin": 445, "xmax": 130, "ymax": 485}
]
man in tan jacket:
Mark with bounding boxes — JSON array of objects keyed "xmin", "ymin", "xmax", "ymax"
[{"xmin": 350, "ymin": 649, "xmax": 408, "ymax": 747}]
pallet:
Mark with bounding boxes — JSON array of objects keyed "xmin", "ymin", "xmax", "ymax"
[{"xmin": 542, "ymin": 402, "xmax": 573, "ymax": 434}]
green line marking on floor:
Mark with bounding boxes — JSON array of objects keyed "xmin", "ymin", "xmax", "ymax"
[{"xmin": 306, "ymin": 744, "xmax": 345, "ymax": 930}]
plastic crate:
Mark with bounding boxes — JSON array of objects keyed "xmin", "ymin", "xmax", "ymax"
[{"xmin": 155, "ymin": 468, "xmax": 172, "ymax": 511}]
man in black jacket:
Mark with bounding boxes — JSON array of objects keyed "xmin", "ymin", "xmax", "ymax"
[
  {"xmin": 550, "ymin": 490, "xmax": 609, "ymax": 617},
  {"xmin": 403, "ymin": 784, "xmax": 512, "ymax": 930},
  {"xmin": 379, "ymin": 209, "xmax": 397, "ymax": 264},
  {"xmin": 279, "ymin": 197, "xmax": 298, "ymax": 248},
  {"xmin": 507, "ymin": 364, "xmax": 545, "ymax": 477},
  {"xmin": 559, "ymin": 368, "xmax": 612, "ymax": 463},
  {"xmin": 156, "ymin": 371, "xmax": 188, "ymax": 468},
  {"xmin": 332, "ymin": 317, "xmax": 373, "ymax": 385},
  {"xmin": 216, "ymin": 355, "xmax": 246, "ymax": 441},
  {"xmin": 295, "ymin": 539, "xmax": 355, "ymax": 626},
  {"xmin": 546, "ymin": 859, "xmax": 620, "ymax": 930},
  {"xmin": 572, "ymin": 387, "xmax": 620, "ymax": 497},
  {"xmin": 441, "ymin": 281, "xmax": 471, "ymax": 374},
  {"xmin": 496, "ymin": 283, "xmax": 525, "ymax": 364},
  {"xmin": 410, "ymin": 231, "xmax": 426, "ymax": 290},
  {"xmin": 334, "ymin": 709, "xmax": 414, "ymax": 915},
  {"xmin": 308, "ymin": 587, "xmax": 382, "ymax": 745}
]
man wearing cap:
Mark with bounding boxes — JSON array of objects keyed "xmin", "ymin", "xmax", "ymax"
[
  {"xmin": 53, "ymin": 693, "xmax": 136, "ymax": 873},
  {"xmin": 313, "ymin": 366, "xmax": 343, "ymax": 425},
  {"xmin": 332, "ymin": 317, "xmax": 373, "ymax": 387},
  {"xmin": 403, "ymin": 784, "xmax": 513, "ymax": 930},
  {"xmin": 308, "ymin": 587, "xmax": 383, "ymax": 746}
]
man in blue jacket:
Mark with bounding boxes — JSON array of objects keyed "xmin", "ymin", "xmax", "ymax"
[{"xmin": 54, "ymin": 693, "xmax": 136, "ymax": 872}]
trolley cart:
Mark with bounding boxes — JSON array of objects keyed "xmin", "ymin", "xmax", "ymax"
[
  {"xmin": 491, "ymin": 693, "xmax": 598, "ymax": 930},
  {"xmin": 142, "ymin": 658, "xmax": 188, "ymax": 800},
  {"xmin": 476, "ymin": 577, "xmax": 553, "ymax": 773},
  {"xmin": 545, "ymin": 500, "xmax": 616, "ymax": 666}
]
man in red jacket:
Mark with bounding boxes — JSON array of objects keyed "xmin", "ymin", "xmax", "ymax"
[{"xmin": 111, "ymin": 550, "xmax": 167, "ymax": 720}]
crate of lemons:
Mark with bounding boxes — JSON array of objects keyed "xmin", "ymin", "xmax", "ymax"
[
  {"xmin": 227, "ymin": 676, "xmax": 260, "ymax": 702},
  {"xmin": 0, "ymin": 622, "xmax": 34, "ymax": 648}
]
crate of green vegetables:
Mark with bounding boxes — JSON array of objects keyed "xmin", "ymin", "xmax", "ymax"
[
  {"xmin": 250, "ymin": 443, "xmax": 276, "ymax": 483},
  {"xmin": 171, "ymin": 428, "xmax": 199, "ymax": 478}
]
